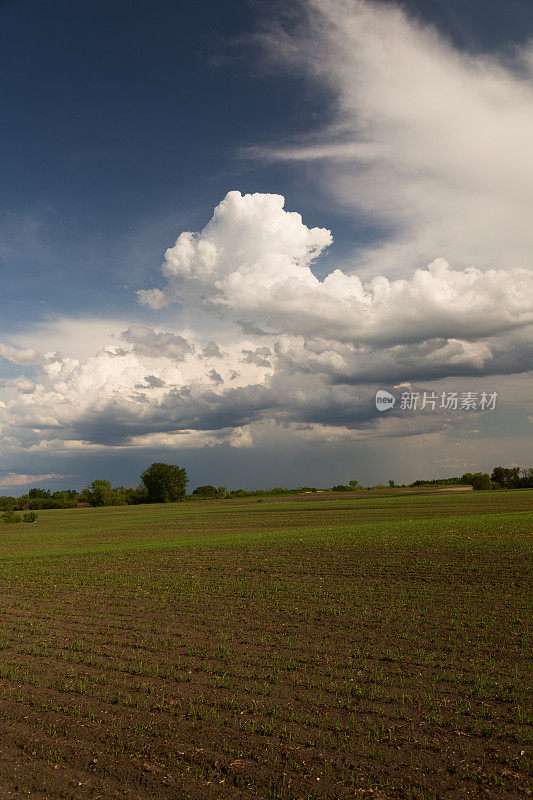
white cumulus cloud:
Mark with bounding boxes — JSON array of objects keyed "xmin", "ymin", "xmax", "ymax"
[
  {"xmin": 138, "ymin": 191, "xmax": 533, "ymax": 346},
  {"xmin": 0, "ymin": 341, "xmax": 42, "ymax": 366},
  {"xmin": 0, "ymin": 472, "xmax": 69, "ymax": 487}
]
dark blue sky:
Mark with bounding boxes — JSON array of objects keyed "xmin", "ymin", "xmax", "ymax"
[{"xmin": 1, "ymin": 0, "xmax": 531, "ymax": 332}]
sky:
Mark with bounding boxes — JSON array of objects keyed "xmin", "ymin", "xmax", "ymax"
[{"xmin": 1, "ymin": 0, "xmax": 532, "ymax": 493}]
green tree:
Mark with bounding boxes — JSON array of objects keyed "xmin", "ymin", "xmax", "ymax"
[
  {"xmin": 28, "ymin": 488, "xmax": 51, "ymax": 499},
  {"xmin": 88, "ymin": 480, "xmax": 113, "ymax": 506},
  {"xmin": 470, "ymin": 472, "xmax": 492, "ymax": 491},
  {"xmin": 518, "ymin": 468, "xmax": 533, "ymax": 488},
  {"xmin": 0, "ymin": 497, "xmax": 19, "ymax": 511},
  {"xmin": 2, "ymin": 509, "xmax": 22, "ymax": 523},
  {"xmin": 140, "ymin": 463, "xmax": 188, "ymax": 503},
  {"xmin": 82, "ymin": 480, "xmax": 127, "ymax": 507},
  {"xmin": 192, "ymin": 485, "xmax": 217, "ymax": 498},
  {"xmin": 491, "ymin": 466, "xmax": 520, "ymax": 489},
  {"xmin": 125, "ymin": 484, "xmax": 149, "ymax": 504}
]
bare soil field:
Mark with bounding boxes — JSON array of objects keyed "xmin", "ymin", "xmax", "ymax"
[{"xmin": 0, "ymin": 490, "xmax": 531, "ymax": 799}]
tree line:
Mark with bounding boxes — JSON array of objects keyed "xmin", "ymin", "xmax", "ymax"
[
  {"xmin": 410, "ymin": 466, "xmax": 533, "ymax": 491},
  {"xmin": 0, "ymin": 463, "xmax": 532, "ymax": 511},
  {"xmin": 0, "ymin": 463, "xmax": 188, "ymax": 510}
]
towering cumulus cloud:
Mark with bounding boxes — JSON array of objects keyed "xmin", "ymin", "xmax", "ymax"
[
  {"xmin": 1, "ymin": 186, "xmax": 531, "ymax": 457},
  {"xmin": 138, "ymin": 191, "xmax": 533, "ymax": 346},
  {"xmin": 137, "ymin": 191, "xmax": 333, "ymax": 313}
]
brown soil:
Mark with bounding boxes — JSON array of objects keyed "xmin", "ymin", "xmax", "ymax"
[{"xmin": 0, "ymin": 516, "xmax": 530, "ymax": 799}]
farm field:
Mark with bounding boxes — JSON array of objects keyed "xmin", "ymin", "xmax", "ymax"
[{"xmin": 0, "ymin": 490, "xmax": 531, "ymax": 799}]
